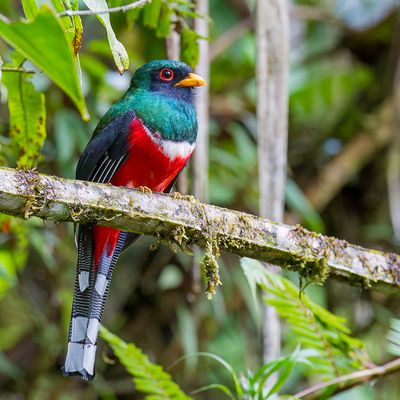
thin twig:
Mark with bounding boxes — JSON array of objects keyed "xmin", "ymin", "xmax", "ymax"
[
  {"xmin": 304, "ymin": 99, "xmax": 396, "ymax": 212},
  {"xmin": 58, "ymin": 0, "xmax": 151, "ymax": 17},
  {"xmin": 290, "ymin": 5, "xmax": 345, "ymax": 28},
  {"xmin": 210, "ymin": 5, "xmax": 342, "ymax": 61},
  {"xmin": 210, "ymin": 17, "xmax": 252, "ymax": 61},
  {"xmin": 1, "ymin": 67, "xmax": 35, "ymax": 74},
  {"xmin": 295, "ymin": 358, "xmax": 400, "ymax": 399}
]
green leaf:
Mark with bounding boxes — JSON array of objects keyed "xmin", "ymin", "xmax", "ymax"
[
  {"xmin": 243, "ymin": 347, "xmax": 317, "ymax": 398},
  {"xmin": 285, "ymin": 178, "xmax": 325, "ymax": 233},
  {"xmin": 0, "ymin": 288, "xmax": 33, "ymax": 350},
  {"xmin": 181, "ymin": 25, "xmax": 199, "ymax": 67},
  {"xmin": 82, "ymin": 0, "xmax": 129, "ymax": 74},
  {"xmin": 191, "ymin": 383, "xmax": 235, "ymax": 400},
  {"xmin": 3, "ymin": 55, "xmax": 46, "ymax": 168},
  {"xmin": 240, "ymin": 258, "xmax": 367, "ymax": 378},
  {"xmin": 62, "ymin": 0, "xmax": 83, "ymax": 54},
  {"xmin": 126, "ymin": 6, "xmax": 142, "ymax": 24},
  {"xmin": 156, "ymin": 4, "xmax": 172, "ymax": 38},
  {"xmin": 290, "ymin": 55, "xmax": 372, "ymax": 130},
  {"xmin": 22, "ymin": 0, "xmax": 39, "ymax": 21},
  {"xmin": 240, "ymin": 257, "xmax": 267, "ymax": 315},
  {"xmin": 71, "ymin": 15, "xmax": 83, "ymax": 55},
  {"xmin": 0, "ymin": 216, "xmax": 29, "ymax": 299},
  {"xmin": 0, "ymin": 352, "xmax": 22, "ymax": 379},
  {"xmin": 100, "ymin": 326, "xmax": 192, "ymax": 400},
  {"xmin": 50, "ymin": 0, "xmax": 65, "ymax": 13},
  {"xmin": 177, "ymin": 352, "xmax": 243, "ymax": 399},
  {"xmin": 265, "ymin": 358, "xmax": 296, "ymax": 397},
  {"xmin": 50, "ymin": 0, "xmax": 75, "ymax": 35},
  {"xmin": 176, "ymin": 307, "xmax": 198, "ymax": 374},
  {"xmin": 143, "ymin": 0, "xmax": 162, "ymax": 29},
  {"xmin": 0, "ymin": 6, "xmax": 88, "ymax": 120}
]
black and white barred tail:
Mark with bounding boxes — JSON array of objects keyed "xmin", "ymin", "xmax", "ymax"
[{"xmin": 63, "ymin": 227, "xmax": 127, "ymax": 380}]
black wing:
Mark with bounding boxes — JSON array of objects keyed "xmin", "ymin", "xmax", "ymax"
[
  {"xmin": 76, "ymin": 111, "xmax": 136, "ymax": 183},
  {"xmin": 74, "ymin": 111, "xmax": 136, "ymax": 247}
]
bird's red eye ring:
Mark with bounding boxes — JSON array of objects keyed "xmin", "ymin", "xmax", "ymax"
[{"xmin": 159, "ymin": 68, "xmax": 174, "ymax": 81}]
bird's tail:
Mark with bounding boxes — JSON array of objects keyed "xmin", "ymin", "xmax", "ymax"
[{"xmin": 63, "ymin": 226, "xmax": 126, "ymax": 380}]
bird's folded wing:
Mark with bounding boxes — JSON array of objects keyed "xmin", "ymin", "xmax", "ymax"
[{"xmin": 76, "ymin": 110, "xmax": 136, "ymax": 183}]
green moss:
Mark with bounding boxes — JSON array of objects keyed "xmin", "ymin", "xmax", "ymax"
[
  {"xmin": 284, "ymin": 224, "xmax": 332, "ymax": 286},
  {"xmin": 175, "ymin": 196, "xmax": 227, "ymax": 298},
  {"xmin": 201, "ymin": 240, "xmax": 222, "ymax": 300},
  {"xmin": 283, "ymin": 254, "xmax": 330, "ymax": 287},
  {"xmin": 68, "ymin": 203, "xmax": 122, "ymax": 224},
  {"xmin": 310, "ymin": 257, "xmax": 330, "ymax": 285},
  {"xmin": 219, "ymin": 235, "xmax": 242, "ymax": 250},
  {"xmin": 16, "ymin": 169, "xmax": 48, "ymax": 219},
  {"xmin": 151, "ymin": 225, "xmax": 193, "ymax": 256}
]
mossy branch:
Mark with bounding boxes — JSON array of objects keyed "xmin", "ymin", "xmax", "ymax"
[{"xmin": 0, "ymin": 167, "xmax": 399, "ymax": 292}]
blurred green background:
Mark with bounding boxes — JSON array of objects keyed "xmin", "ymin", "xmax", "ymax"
[{"xmin": 0, "ymin": 0, "xmax": 399, "ymax": 398}]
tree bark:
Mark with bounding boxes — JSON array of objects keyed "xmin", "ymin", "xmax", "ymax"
[
  {"xmin": 256, "ymin": 0, "xmax": 290, "ymax": 370},
  {"xmin": 193, "ymin": 0, "xmax": 209, "ymax": 203},
  {"xmin": 0, "ymin": 167, "xmax": 398, "ymax": 293}
]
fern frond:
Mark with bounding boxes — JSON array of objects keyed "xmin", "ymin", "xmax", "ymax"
[
  {"xmin": 100, "ymin": 326, "xmax": 192, "ymax": 400},
  {"xmin": 241, "ymin": 258, "xmax": 367, "ymax": 379}
]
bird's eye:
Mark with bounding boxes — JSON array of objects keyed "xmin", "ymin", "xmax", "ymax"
[{"xmin": 159, "ymin": 68, "xmax": 174, "ymax": 81}]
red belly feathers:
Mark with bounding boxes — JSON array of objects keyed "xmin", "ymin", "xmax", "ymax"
[{"xmin": 93, "ymin": 117, "xmax": 193, "ymax": 268}]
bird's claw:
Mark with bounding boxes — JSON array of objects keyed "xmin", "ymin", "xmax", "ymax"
[
  {"xmin": 172, "ymin": 191, "xmax": 182, "ymax": 199},
  {"xmin": 137, "ymin": 186, "xmax": 152, "ymax": 194}
]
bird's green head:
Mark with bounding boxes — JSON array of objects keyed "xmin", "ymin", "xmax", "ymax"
[
  {"xmin": 105, "ymin": 60, "xmax": 207, "ymax": 143},
  {"xmin": 130, "ymin": 60, "xmax": 206, "ymax": 103}
]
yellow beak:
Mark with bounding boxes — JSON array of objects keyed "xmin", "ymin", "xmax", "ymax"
[{"xmin": 175, "ymin": 72, "xmax": 207, "ymax": 87}]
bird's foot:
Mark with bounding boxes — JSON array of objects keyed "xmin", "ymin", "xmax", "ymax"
[
  {"xmin": 137, "ymin": 186, "xmax": 152, "ymax": 194},
  {"xmin": 172, "ymin": 191, "xmax": 182, "ymax": 199}
]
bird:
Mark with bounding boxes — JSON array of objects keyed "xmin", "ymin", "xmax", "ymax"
[{"xmin": 63, "ymin": 60, "xmax": 206, "ymax": 380}]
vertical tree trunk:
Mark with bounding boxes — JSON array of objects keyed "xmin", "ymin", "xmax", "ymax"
[
  {"xmin": 193, "ymin": 0, "xmax": 210, "ymax": 202},
  {"xmin": 166, "ymin": 12, "xmax": 180, "ymax": 60},
  {"xmin": 256, "ymin": 0, "xmax": 290, "ymax": 373},
  {"xmin": 389, "ymin": 57, "xmax": 400, "ymax": 243},
  {"xmin": 191, "ymin": 0, "xmax": 210, "ymax": 293},
  {"xmin": 166, "ymin": 8, "xmax": 189, "ymax": 194}
]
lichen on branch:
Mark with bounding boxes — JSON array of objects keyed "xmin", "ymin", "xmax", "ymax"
[{"xmin": 0, "ymin": 167, "xmax": 398, "ymax": 293}]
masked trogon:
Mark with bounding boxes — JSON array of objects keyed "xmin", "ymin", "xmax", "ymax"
[{"xmin": 63, "ymin": 60, "xmax": 206, "ymax": 380}]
